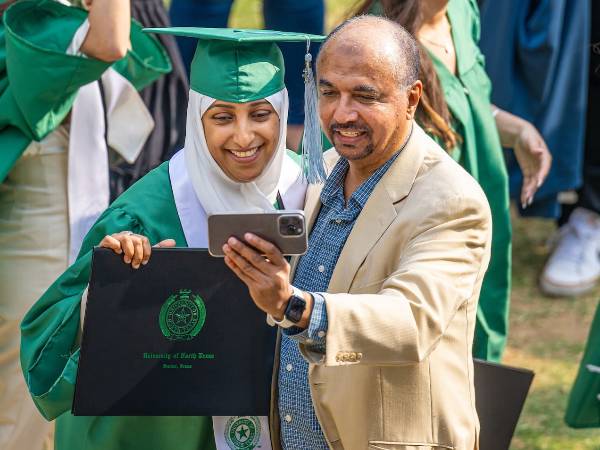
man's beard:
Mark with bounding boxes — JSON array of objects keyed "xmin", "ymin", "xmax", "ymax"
[
  {"xmin": 342, "ymin": 143, "xmax": 374, "ymax": 160},
  {"xmin": 329, "ymin": 121, "xmax": 374, "ymax": 160}
]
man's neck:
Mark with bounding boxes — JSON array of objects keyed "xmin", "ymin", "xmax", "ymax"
[
  {"xmin": 343, "ymin": 124, "xmax": 413, "ymax": 202},
  {"xmin": 420, "ymin": 0, "xmax": 449, "ymax": 27}
]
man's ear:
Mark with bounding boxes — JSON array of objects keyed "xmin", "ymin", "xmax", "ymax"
[{"xmin": 406, "ymin": 80, "xmax": 423, "ymax": 120}]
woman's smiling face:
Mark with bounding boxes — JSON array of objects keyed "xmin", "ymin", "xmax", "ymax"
[{"xmin": 202, "ymin": 99, "xmax": 280, "ymax": 182}]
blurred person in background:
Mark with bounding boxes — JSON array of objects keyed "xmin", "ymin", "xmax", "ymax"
[
  {"xmin": 477, "ymin": 0, "xmax": 591, "ymax": 297},
  {"xmin": 354, "ymin": 0, "xmax": 552, "ymax": 362},
  {"xmin": 109, "ymin": 0, "xmax": 189, "ymax": 198},
  {"xmin": 168, "ymin": 0, "xmax": 324, "ymax": 150},
  {"xmin": 537, "ymin": 2, "xmax": 597, "ymax": 297},
  {"xmin": 0, "ymin": 0, "xmax": 170, "ymax": 448},
  {"xmin": 478, "ymin": 0, "xmax": 589, "ymax": 222}
]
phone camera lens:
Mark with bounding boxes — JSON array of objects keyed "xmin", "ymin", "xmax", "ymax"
[{"xmin": 279, "ymin": 215, "xmax": 304, "ymax": 236}]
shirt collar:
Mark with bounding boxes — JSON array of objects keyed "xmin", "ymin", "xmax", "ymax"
[
  {"xmin": 320, "ymin": 148, "xmax": 403, "ymax": 209},
  {"xmin": 320, "ymin": 125, "xmax": 414, "ymax": 208}
]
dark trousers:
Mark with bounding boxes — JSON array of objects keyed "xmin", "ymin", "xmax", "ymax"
[
  {"xmin": 110, "ymin": 0, "xmax": 189, "ymax": 200},
  {"xmin": 560, "ymin": 2, "xmax": 600, "ymax": 224}
]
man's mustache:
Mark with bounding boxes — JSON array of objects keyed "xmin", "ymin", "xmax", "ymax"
[{"xmin": 330, "ymin": 122, "xmax": 372, "ymax": 135}]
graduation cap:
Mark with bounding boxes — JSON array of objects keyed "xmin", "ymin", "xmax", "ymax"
[{"xmin": 144, "ymin": 27, "xmax": 327, "ymax": 184}]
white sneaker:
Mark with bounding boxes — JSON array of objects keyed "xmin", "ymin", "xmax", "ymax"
[{"xmin": 540, "ymin": 208, "xmax": 600, "ymax": 296}]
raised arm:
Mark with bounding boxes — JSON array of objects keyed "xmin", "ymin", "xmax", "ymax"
[{"xmin": 80, "ymin": 0, "xmax": 131, "ymax": 62}]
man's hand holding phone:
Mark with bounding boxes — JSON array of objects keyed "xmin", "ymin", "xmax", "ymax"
[{"xmin": 222, "ymin": 233, "xmax": 313, "ymax": 330}]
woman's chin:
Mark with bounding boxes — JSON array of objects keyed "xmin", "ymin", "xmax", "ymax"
[{"xmin": 224, "ymin": 163, "xmax": 265, "ymax": 183}]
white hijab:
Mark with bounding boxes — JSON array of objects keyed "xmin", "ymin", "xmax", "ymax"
[{"xmin": 184, "ymin": 88, "xmax": 298, "ymax": 214}]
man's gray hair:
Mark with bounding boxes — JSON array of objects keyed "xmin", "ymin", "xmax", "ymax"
[{"xmin": 317, "ymin": 15, "xmax": 420, "ymax": 88}]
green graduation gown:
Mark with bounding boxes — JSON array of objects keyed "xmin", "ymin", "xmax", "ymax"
[
  {"xmin": 565, "ymin": 301, "xmax": 600, "ymax": 428},
  {"xmin": 21, "ymin": 148, "xmax": 304, "ymax": 450},
  {"xmin": 20, "ymin": 162, "xmax": 217, "ymax": 450},
  {"xmin": 0, "ymin": 0, "xmax": 171, "ymax": 182},
  {"xmin": 426, "ymin": 0, "xmax": 512, "ymax": 362}
]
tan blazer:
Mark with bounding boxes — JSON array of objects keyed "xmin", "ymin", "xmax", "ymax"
[{"xmin": 270, "ymin": 123, "xmax": 492, "ymax": 450}]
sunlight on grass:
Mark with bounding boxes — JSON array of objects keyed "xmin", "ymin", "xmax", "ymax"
[{"xmin": 506, "ymin": 215, "xmax": 600, "ymax": 449}]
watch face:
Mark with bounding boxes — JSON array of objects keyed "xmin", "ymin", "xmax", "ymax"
[{"xmin": 286, "ymin": 295, "xmax": 306, "ymax": 323}]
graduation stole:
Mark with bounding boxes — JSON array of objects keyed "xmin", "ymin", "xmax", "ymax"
[{"xmin": 213, "ymin": 195, "xmax": 285, "ymax": 450}]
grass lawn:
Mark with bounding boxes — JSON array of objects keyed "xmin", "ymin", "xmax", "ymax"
[
  {"xmin": 506, "ymin": 214, "xmax": 600, "ymax": 450},
  {"xmin": 227, "ymin": 1, "xmax": 600, "ymax": 448}
]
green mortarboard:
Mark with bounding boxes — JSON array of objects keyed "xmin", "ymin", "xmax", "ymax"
[
  {"xmin": 144, "ymin": 27, "xmax": 328, "ymax": 183},
  {"xmin": 144, "ymin": 27, "xmax": 324, "ymax": 102}
]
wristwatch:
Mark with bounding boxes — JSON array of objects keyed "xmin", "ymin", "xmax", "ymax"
[{"xmin": 271, "ymin": 286, "xmax": 307, "ymax": 329}]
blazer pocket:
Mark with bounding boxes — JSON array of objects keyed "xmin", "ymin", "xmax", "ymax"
[{"xmin": 368, "ymin": 442, "xmax": 454, "ymax": 450}]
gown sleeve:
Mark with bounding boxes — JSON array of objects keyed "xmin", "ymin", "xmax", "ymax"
[
  {"xmin": 111, "ymin": 18, "xmax": 172, "ymax": 91},
  {"xmin": 1, "ymin": 0, "xmax": 111, "ymax": 142},
  {"xmin": 0, "ymin": 0, "xmax": 171, "ymax": 181},
  {"xmin": 20, "ymin": 206, "xmax": 150, "ymax": 420}
]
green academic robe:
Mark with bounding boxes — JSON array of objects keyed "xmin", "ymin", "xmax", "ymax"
[
  {"xmin": 426, "ymin": 0, "xmax": 512, "ymax": 362},
  {"xmin": 20, "ymin": 162, "xmax": 217, "ymax": 450},
  {"xmin": 0, "ymin": 0, "xmax": 171, "ymax": 182},
  {"xmin": 565, "ymin": 302, "xmax": 600, "ymax": 428}
]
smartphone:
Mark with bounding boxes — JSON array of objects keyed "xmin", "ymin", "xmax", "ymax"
[{"xmin": 207, "ymin": 210, "xmax": 307, "ymax": 257}]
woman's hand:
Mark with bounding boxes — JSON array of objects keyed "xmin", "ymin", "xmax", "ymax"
[
  {"xmin": 98, "ymin": 231, "xmax": 175, "ymax": 269},
  {"xmin": 493, "ymin": 106, "xmax": 552, "ymax": 208},
  {"xmin": 513, "ymin": 122, "xmax": 552, "ymax": 207}
]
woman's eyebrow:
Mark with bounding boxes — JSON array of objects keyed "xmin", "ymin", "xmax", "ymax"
[
  {"xmin": 207, "ymin": 103, "xmax": 235, "ymax": 111},
  {"xmin": 249, "ymin": 100, "xmax": 271, "ymax": 107},
  {"xmin": 207, "ymin": 100, "xmax": 271, "ymax": 111}
]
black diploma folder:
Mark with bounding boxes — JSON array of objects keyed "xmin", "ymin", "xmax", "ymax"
[
  {"xmin": 474, "ymin": 359, "xmax": 534, "ymax": 450},
  {"xmin": 73, "ymin": 247, "xmax": 276, "ymax": 416}
]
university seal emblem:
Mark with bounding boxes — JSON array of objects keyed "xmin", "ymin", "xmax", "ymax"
[
  {"xmin": 224, "ymin": 416, "xmax": 261, "ymax": 449},
  {"xmin": 159, "ymin": 289, "xmax": 206, "ymax": 341}
]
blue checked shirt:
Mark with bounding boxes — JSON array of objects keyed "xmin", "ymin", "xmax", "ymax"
[{"xmin": 278, "ymin": 151, "xmax": 401, "ymax": 449}]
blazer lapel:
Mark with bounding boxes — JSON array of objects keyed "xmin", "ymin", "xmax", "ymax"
[
  {"xmin": 327, "ymin": 124, "xmax": 427, "ymax": 293},
  {"xmin": 326, "ymin": 186, "xmax": 397, "ymax": 293}
]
